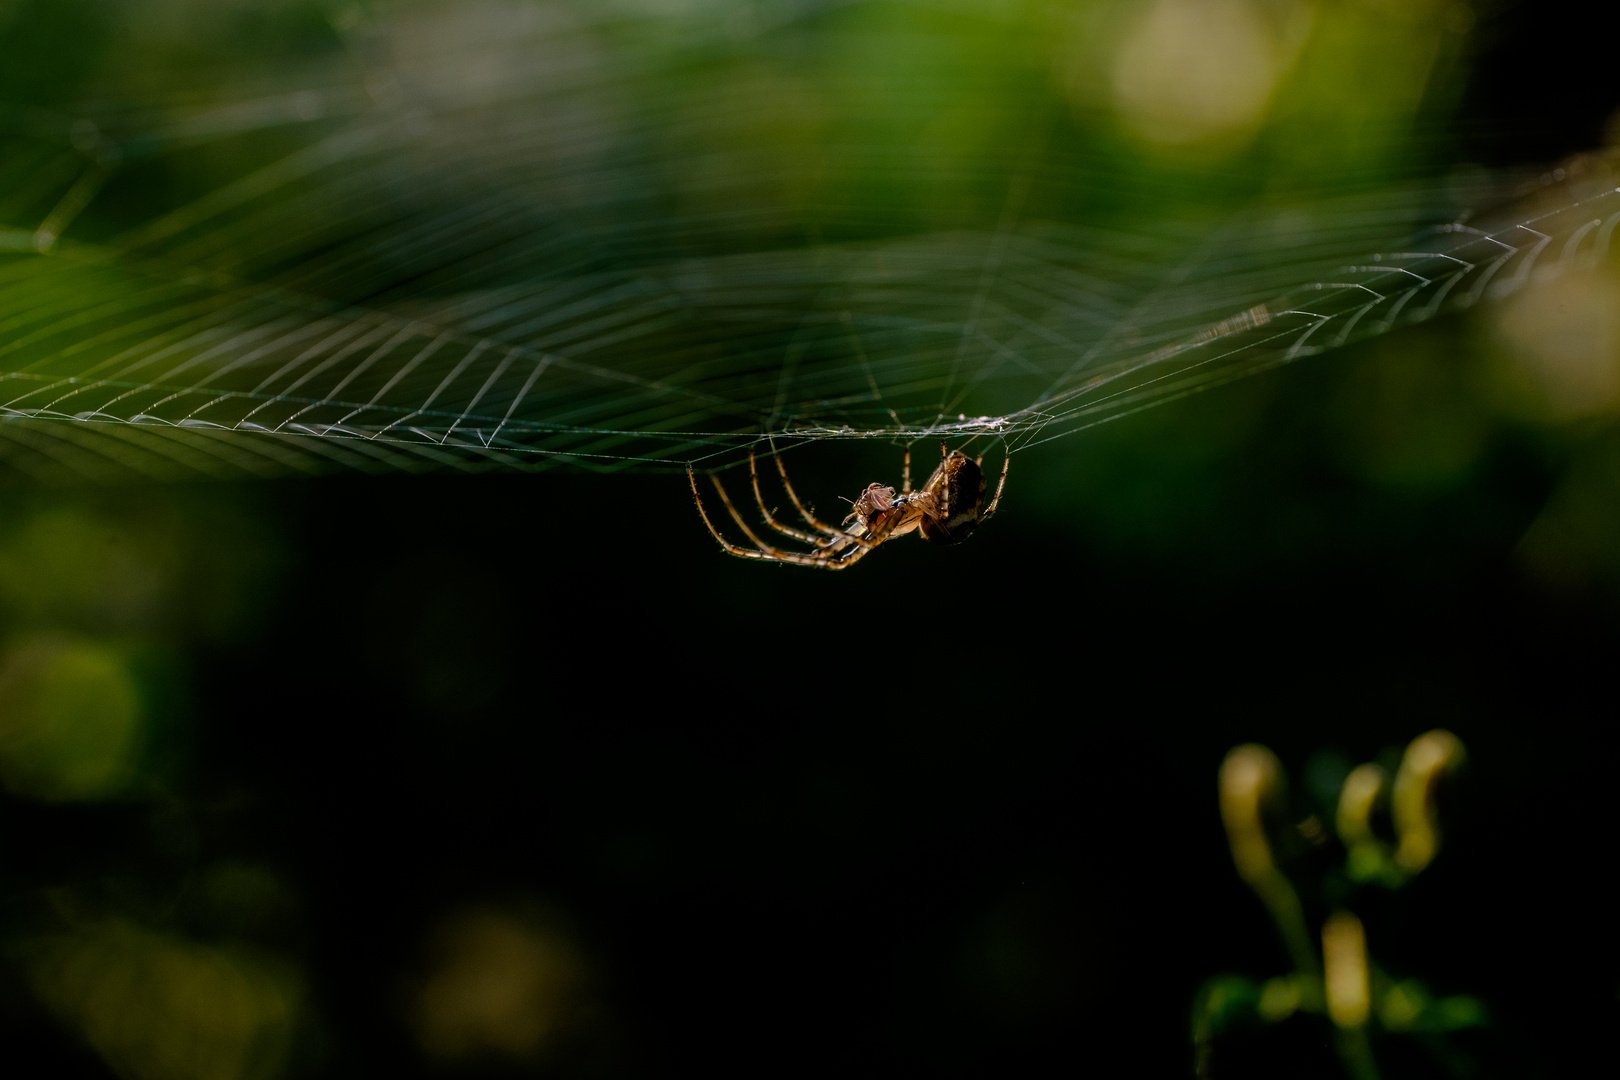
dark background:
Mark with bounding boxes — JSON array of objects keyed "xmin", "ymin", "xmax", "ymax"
[{"xmin": 3, "ymin": 1, "xmax": 1619, "ymax": 1077}]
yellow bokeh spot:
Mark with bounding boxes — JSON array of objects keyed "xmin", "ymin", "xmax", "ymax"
[
  {"xmin": 1333, "ymin": 762, "xmax": 1384, "ymax": 848},
  {"xmin": 414, "ymin": 907, "xmax": 589, "ymax": 1063},
  {"xmin": 30, "ymin": 921, "xmax": 298, "ymax": 1080},
  {"xmin": 1392, "ymin": 729, "xmax": 1464, "ymax": 874},
  {"xmin": 1218, "ymin": 743, "xmax": 1282, "ymax": 888},
  {"xmin": 1379, "ymin": 979, "xmax": 1427, "ymax": 1031},
  {"xmin": 0, "ymin": 637, "xmax": 144, "ymax": 802},
  {"xmin": 1322, "ymin": 910, "xmax": 1370, "ymax": 1029},
  {"xmin": 1257, "ymin": 974, "xmax": 1301, "ymax": 1022},
  {"xmin": 1493, "ymin": 265, "xmax": 1620, "ymax": 421},
  {"xmin": 1112, "ymin": 0, "xmax": 1311, "ymax": 146}
]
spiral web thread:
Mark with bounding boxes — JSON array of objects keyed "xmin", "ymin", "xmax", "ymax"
[{"xmin": 0, "ymin": 3, "xmax": 1615, "ymax": 484}]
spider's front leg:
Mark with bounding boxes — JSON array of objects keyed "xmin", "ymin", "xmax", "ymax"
[
  {"xmin": 688, "ymin": 465, "xmax": 872, "ymax": 569},
  {"xmin": 769, "ymin": 441, "xmax": 872, "ymax": 553}
]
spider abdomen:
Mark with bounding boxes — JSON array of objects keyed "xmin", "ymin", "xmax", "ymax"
[{"xmin": 918, "ymin": 452, "xmax": 986, "ymax": 545}]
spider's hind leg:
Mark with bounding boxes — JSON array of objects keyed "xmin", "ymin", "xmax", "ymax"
[{"xmin": 982, "ymin": 448, "xmax": 1010, "ymax": 518}]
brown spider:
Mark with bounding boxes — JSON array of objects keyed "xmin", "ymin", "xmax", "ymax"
[{"xmin": 687, "ymin": 441, "xmax": 1009, "ymax": 570}]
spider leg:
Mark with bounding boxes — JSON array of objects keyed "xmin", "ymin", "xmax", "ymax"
[
  {"xmin": 688, "ymin": 466, "xmax": 757, "ymax": 555},
  {"xmin": 818, "ymin": 539, "xmax": 872, "ymax": 570},
  {"xmin": 900, "ymin": 445, "xmax": 912, "ymax": 495},
  {"xmin": 706, "ymin": 467, "xmax": 791, "ymax": 553},
  {"xmin": 982, "ymin": 448, "xmax": 1010, "ymax": 518},
  {"xmin": 769, "ymin": 441, "xmax": 871, "ymax": 550},
  {"xmin": 688, "ymin": 466, "xmax": 871, "ymax": 569},
  {"xmin": 749, "ymin": 444, "xmax": 832, "ymax": 547}
]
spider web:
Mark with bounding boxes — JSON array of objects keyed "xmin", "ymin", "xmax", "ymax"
[{"xmin": 1, "ymin": 1, "xmax": 1615, "ymax": 484}]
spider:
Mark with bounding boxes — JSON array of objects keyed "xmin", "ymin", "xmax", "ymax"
[{"xmin": 687, "ymin": 440, "xmax": 1009, "ymax": 570}]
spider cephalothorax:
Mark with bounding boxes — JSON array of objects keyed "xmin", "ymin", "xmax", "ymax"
[{"xmin": 688, "ymin": 441, "xmax": 1007, "ymax": 570}]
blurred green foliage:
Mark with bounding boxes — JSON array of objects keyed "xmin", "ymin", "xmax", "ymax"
[
  {"xmin": 1198, "ymin": 734, "xmax": 1483, "ymax": 1078},
  {"xmin": 0, "ymin": 637, "xmax": 144, "ymax": 802}
]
